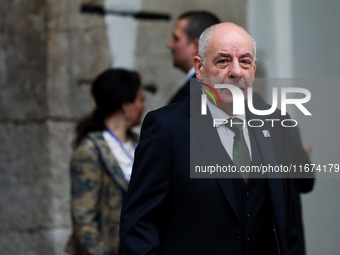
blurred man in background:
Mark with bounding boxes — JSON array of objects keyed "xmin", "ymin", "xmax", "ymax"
[{"xmin": 167, "ymin": 11, "xmax": 220, "ymax": 104}]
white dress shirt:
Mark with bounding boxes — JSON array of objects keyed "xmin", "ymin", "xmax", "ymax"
[
  {"xmin": 206, "ymin": 99, "xmax": 252, "ymax": 160},
  {"xmin": 103, "ymin": 131, "xmax": 136, "ymax": 181},
  {"xmin": 185, "ymin": 67, "xmax": 196, "ymax": 82}
]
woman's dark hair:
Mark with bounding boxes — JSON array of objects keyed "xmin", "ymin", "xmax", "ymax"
[{"xmin": 74, "ymin": 68, "xmax": 141, "ymax": 147}]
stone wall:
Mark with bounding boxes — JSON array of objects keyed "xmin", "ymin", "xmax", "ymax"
[
  {"xmin": 0, "ymin": 0, "xmax": 246, "ymax": 254},
  {"xmin": 0, "ymin": 0, "xmax": 111, "ymax": 254}
]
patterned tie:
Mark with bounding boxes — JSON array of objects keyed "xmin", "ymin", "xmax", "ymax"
[{"xmin": 225, "ymin": 118, "xmax": 251, "ymax": 182}]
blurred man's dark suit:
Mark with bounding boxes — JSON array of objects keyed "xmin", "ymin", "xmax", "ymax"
[
  {"xmin": 120, "ymin": 90, "xmax": 300, "ymax": 255},
  {"xmin": 168, "ymin": 73, "xmax": 196, "ymax": 104}
]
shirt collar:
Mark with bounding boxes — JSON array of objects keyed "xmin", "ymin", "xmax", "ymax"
[
  {"xmin": 185, "ymin": 67, "xmax": 196, "ymax": 82},
  {"xmin": 206, "ymin": 98, "xmax": 246, "ymax": 127}
]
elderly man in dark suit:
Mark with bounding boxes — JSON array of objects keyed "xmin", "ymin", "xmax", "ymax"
[
  {"xmin": 120, "ymin": 22, "xmax": 299, "ymax": 255},
  {"xmin": 167, "ymin": 11, "xmax": 220, "ymax": 104}
]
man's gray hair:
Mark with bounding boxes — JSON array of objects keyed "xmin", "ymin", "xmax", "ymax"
[{"xmin": 198, "ymin": 24, "xmax": 257, "ymax": 64}]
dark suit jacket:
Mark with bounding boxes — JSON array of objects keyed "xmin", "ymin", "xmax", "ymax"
[
  {"xmin": 168, "ymin": 73, "xmax": 196, "ymax": 104},
  {"xmin": 120, "ymin": 94, "xmax": 299, "ymax": 255},
  {"xmin": 252, "ymin": 92, "xmax": 314, "ymax": 255}
]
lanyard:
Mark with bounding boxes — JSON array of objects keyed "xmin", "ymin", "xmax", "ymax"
[{"xmin": 104, "ymin": 127, "xmax": 135, "ymax": 163}]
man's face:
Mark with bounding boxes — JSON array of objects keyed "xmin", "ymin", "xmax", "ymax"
[
  {"xmin": 194, "ymin": 24, "xmax": 257, "ymax": 112},
  {"xmin": 167, "ymin": 18, "xmax": 197, "ymax": 73}
]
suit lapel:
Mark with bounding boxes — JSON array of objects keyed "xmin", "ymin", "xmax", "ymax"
[
  {"xmin": 189, "ymin": 94, "xmax": 241, "ymax": 224},
  {"xmin": 246, "ymin": 105, "xmax": 285, "ymax": 237},
  {"xmin": 246, "ymin": 110, "xmax": 279, "ymax": 168},
  {"xmin": 189, "ymin": 93, "xmax": 287, "ymax": 228},
  {"xmin": 88, "ymin": 132, "xmax": 129, "ymax": 193}
]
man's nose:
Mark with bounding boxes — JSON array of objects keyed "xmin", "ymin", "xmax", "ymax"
[{"xmin": 228, "ymin": 61, "xmax": 243, "ymax": 79}]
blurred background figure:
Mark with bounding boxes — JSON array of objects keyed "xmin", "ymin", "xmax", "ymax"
[
  {"xmin": 65, "ymin": 69, "xmax": 145, "ymax": 255},
  {"xmin": 167, "ymin": 11, "xmax": 220, "ymax": 104}
]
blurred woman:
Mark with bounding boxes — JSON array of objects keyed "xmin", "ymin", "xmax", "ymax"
[{"xmin": 66, "ymin": 68, "xmax": 145, "ymax": 255}]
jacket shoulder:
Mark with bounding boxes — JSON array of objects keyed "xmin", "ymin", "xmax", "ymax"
[
  {"xmin": 71, "ymin": 132, "xmax": 106, "ymax": 165},
  {"xmin": 146, "ymin": 96, "xmax": 189, "ymax": 125}
]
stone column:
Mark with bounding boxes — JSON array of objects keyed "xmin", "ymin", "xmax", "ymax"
[{"xmin": 0, "ymin": 0, "xmax": 110, "ymax": 254}]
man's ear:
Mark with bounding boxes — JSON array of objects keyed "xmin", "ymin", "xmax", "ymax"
[
  {"xmin": 193, "ymin": 56, "xmax": 204, "ymax": 79},
  {"xmin": 253, "ymin": 58, "xmax": 257, "ymax": 78},
  {"xmin": 192, "ymin": 38, "xmax": 199, "ymax": 54}
]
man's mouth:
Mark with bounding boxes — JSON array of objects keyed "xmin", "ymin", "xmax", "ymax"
[
  {"xmin": 222, "ymin": 79, "xmax": 246, "ymax": 90},
  {"xmin": 221, "ymin": 84, "xmax": 246, "ymax": 91}
]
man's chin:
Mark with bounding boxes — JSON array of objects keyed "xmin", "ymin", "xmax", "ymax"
[
  {"xmin": 220, "ymin": 95, "xmax": 234, "ymax": 105},
  {"xmin": 219, "ymin": 89, "xmax": 234, "ymax": 98}
]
